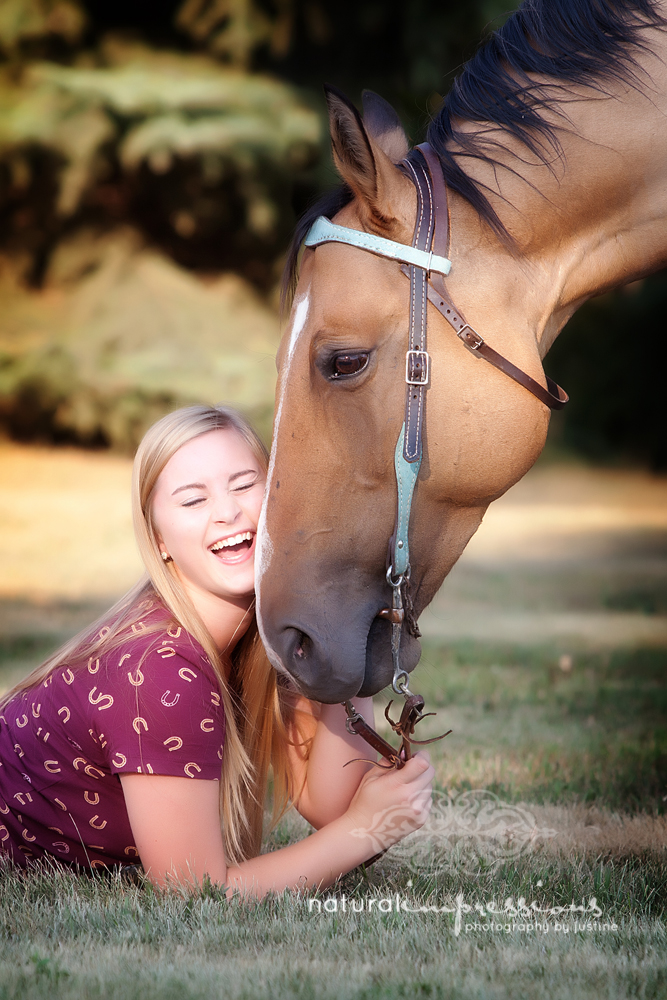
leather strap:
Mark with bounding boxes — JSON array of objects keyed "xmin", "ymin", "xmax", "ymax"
[
  {"xmin": 344, "ymin": 702, "xmax": 404, "ymax": 768},
  {"xmin": 402, "ymin": 152, "xmax": 435, "ymax": 463},
  {"xmin": 409, "ymin": 144, "xmax": 569, "ymax": 412},
  {"xmin": 423, "ymin": 282, "xmax": 569, "ymax": 410},
  {"xmin": 416, "ymin": 143, "xmax": 449, "ymax": 258}
]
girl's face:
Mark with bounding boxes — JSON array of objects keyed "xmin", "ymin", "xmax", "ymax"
[{"xmin": 151, "ymin": 428, "xmax": 265, "ymax": 605}]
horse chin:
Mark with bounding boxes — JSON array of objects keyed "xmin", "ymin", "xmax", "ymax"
[{"xmin": 358, "ymin": 617, "xmax": 422, "ymax": 698}]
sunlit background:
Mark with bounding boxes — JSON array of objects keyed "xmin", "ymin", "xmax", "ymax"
[{"xmin": 0, "ymin": 0, "xmax": 665, "ymax": 818}]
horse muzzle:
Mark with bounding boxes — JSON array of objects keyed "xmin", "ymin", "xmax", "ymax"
[{"xmin": 257, "ymin": 593, "xmax": 421, "ymax": 702}]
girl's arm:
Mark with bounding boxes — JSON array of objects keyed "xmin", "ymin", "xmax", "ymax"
[
  {"xmin": 120, "ymin": 752, "xmax": 433, "ymax": 897},
  {"xmin": 282, "ymin": 694, "xmax": 379, "ymax": 828}
]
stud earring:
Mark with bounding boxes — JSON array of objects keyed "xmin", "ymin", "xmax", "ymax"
[{"xmin": 161, "ymin": 551, "xmax": 172, "ymax": 563}]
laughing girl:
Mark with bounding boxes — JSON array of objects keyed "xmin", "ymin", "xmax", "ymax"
[{"xmin": 0, "ymin": 406, "xmax": 432, "ymax": 893}]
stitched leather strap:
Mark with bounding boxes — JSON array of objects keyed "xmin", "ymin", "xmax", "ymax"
[
  {"xmin": 402, "ymin": 151, "xmax": 435, "ymax": 463},
  {"xmin": 417, "ymin": 143, "xmax": 449, "ymax": 258}
]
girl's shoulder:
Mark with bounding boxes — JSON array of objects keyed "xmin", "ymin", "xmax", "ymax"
[{"xmin": 100, "ymin": 608, "xmax": 215, "ymax": 684}]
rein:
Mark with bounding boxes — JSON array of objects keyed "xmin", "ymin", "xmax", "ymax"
[{"xmin": 304, "ymin": 144, "xmax": 568, "ymax": 783}]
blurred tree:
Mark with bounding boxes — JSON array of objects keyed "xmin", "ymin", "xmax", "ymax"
[
  {"xmin": 0, "ymin": 3, "xmax": 320, "ymax": 286},
  {"xmin": 0, "ymin": 0, "xmax": 320, "ymax": 449},
  {"xmin": 0, "ymin": 0, "xmax": 86, "ymax": 57},
  {"xmin": 176, "ymin": 0, "xmax": 295, "ymax": 69},
  {"xmin": 175, "ymin": 0, "xmax": 517, "ymax": 134},
  {"xmin": 0, "ymin": 228, "xmax": 280, "ymax": 449}
]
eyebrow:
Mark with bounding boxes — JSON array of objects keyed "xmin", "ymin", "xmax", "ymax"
[
  {"xmin": 229, "ymin": 468, "xmax": 259, "ymax": 483},
  {"xmin": 171, "ymin": 469, "xmax": 259, "ymax": 496},
  {"xmin": 171, "ymin": 482, "xmax": 206, "ymax": 496}
]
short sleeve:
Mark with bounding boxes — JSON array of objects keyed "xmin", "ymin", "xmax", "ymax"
[{"xmin": 98, "ymin": 641, "xmax": 225, "ymax": 780}]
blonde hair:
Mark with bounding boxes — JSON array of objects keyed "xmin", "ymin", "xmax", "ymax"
[{"xmin": 0, "ymin": 405, "xmax": 292, "ymax": 865}]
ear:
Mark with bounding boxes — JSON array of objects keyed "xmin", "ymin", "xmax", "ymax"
[
  {"xmin": 324, "ymin": 84, "xmax": 414, "ymax": 234},
  {"xmin": 361, "ymin": 90, "xmax": 409, "ymax": 163}
]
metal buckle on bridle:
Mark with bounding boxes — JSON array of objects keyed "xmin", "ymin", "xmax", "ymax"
[
  {"xmin": 405, "ymin": 350, "xmax": 430, "ymax": 386},
  {"xmin": 457, "ymin": 325, "xmax": 485, "ymax": 355}
]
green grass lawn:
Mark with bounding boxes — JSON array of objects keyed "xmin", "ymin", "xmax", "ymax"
[
  {"xmin": 409, "ymin": 640, "xmax": 667, "ymax": 813},
  {"xmin": 0, "ymin": 624, "xmax": 665, "ymax": 999}
]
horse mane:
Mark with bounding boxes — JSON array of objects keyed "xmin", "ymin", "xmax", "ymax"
[{"xmin": 284, "ymin": 0, "xmax": 666, "ymax": 304}]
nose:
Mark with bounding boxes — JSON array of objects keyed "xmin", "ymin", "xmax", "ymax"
[
  {"xmin": 212, "ymin": 492, "xmax": 243, "ymax": 525},
  {"xmin": 267, "ymin": 621, "xmax": 366, "ymax": 703}
]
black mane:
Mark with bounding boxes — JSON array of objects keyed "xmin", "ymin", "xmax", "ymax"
[{"xmin": 284, "ymin": 0, "xmax": 665, "ymax": 302}]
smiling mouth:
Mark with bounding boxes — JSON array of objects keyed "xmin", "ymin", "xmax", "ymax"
[{"xmin": 210, "ymin": 531, "xmax": 254, "ymax": 560}]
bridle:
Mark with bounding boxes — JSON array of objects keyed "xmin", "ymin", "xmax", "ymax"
[{"xmin": 303, "ymin": 143, "xmax": 568, "ymax": 771}]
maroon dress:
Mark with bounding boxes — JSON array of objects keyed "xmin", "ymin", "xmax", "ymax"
[{"xmin": 0, "ymin": 617, "xmax": 225, "ymax": 869}]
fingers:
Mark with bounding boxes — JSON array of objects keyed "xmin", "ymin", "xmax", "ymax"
[{"xmin": 395, "ymin": 754, "xmax": 435, "ymax": 786}]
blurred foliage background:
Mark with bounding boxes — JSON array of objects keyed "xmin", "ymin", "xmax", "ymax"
[{"xmin": 0, "ymin": 0, "xmax": 664, "ymax": 461}]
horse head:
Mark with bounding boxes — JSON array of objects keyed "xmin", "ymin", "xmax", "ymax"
[
  {"xmin": 257, "ymin": 87, "xmax": 552, "ymax": 702},
  {"xmin": 258, "ymin": 0, "xmax": 667, "ymax": 700}
]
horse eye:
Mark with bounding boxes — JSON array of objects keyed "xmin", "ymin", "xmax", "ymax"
[{"xmin": 331, "ymin": 353, "xmax": 369, "ymax": 378}]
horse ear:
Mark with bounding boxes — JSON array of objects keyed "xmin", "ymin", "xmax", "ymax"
[
  {"xmin": 361, "ymin": 90, "xmax": 409, "ymax": 163},
  {"xmin": 324, "ymin": 84, "xmax": 411, "ymax": 231}
]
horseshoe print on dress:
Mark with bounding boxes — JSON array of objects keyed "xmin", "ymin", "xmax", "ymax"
[
  {"xmin": 127, "ymin": 667, "xmax": 144, "ymax": 686},
  {"xmin": 88, "ymin": 687, "xmax": 114, "ymax": 710}
]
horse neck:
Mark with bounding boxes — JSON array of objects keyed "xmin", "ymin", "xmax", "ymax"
[{"xmin": 448, "ymin": 26, "xmax": 667, "ymax": 356}]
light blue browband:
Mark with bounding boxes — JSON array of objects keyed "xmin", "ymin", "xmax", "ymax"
[{"xmin": 304, "ymin": 216, "xmax": 451, "ymax": 276}]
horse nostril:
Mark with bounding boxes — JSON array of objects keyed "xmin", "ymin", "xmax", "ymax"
[
  {"xmin": 294, "ymin": 630, "xmax": 310, "ymax": 659},
  {"xmin": 294, "ymin": 632, "xmax": 309, "ymax": 660}
]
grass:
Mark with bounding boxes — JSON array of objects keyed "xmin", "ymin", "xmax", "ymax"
[
  {"xmin": 0, "ymin": 623, "xmax": 665, "ymax": 998},
  {"xmin": 0, "ymin": 854, "xmax": 663, "ymax": 999},
  {"xmin": 404, "ymin": 641, "xmax": 667, "ymax": 814}
]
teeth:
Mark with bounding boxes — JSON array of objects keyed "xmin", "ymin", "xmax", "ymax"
[{"xmin": 211, "ymin": 531, "xmax": 252, "ymax": 552}]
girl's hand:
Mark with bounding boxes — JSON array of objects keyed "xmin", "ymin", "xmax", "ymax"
[{"xmin": 342, "ymin": 752, "xmax": 434, "ymax": 852}]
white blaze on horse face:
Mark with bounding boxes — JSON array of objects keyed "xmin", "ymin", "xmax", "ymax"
[{"xmin": 256, "ymin": 289, "xmax": 311, "ymax": 672}]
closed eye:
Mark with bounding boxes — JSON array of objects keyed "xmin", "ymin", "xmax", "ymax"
[
  {"xmin": 330, "ymin": 352, "xmax": 370, "ymax": 379},
  {"xmin": 233, "ymin": 479, "xmax": 261, "ymax": 493},
  {"xmin": 181, "ymin": 496, "xmax": 206, "ymax": 508}
]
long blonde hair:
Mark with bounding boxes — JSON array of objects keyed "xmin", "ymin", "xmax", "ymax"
[{"xmin": 0, "ymin": 405, "xmax": 292, "ymax": 865}]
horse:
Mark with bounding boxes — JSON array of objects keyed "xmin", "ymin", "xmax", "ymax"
[{"xmin": 256, "ymin": 0, "xmax": 667, "ymax": 703}]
